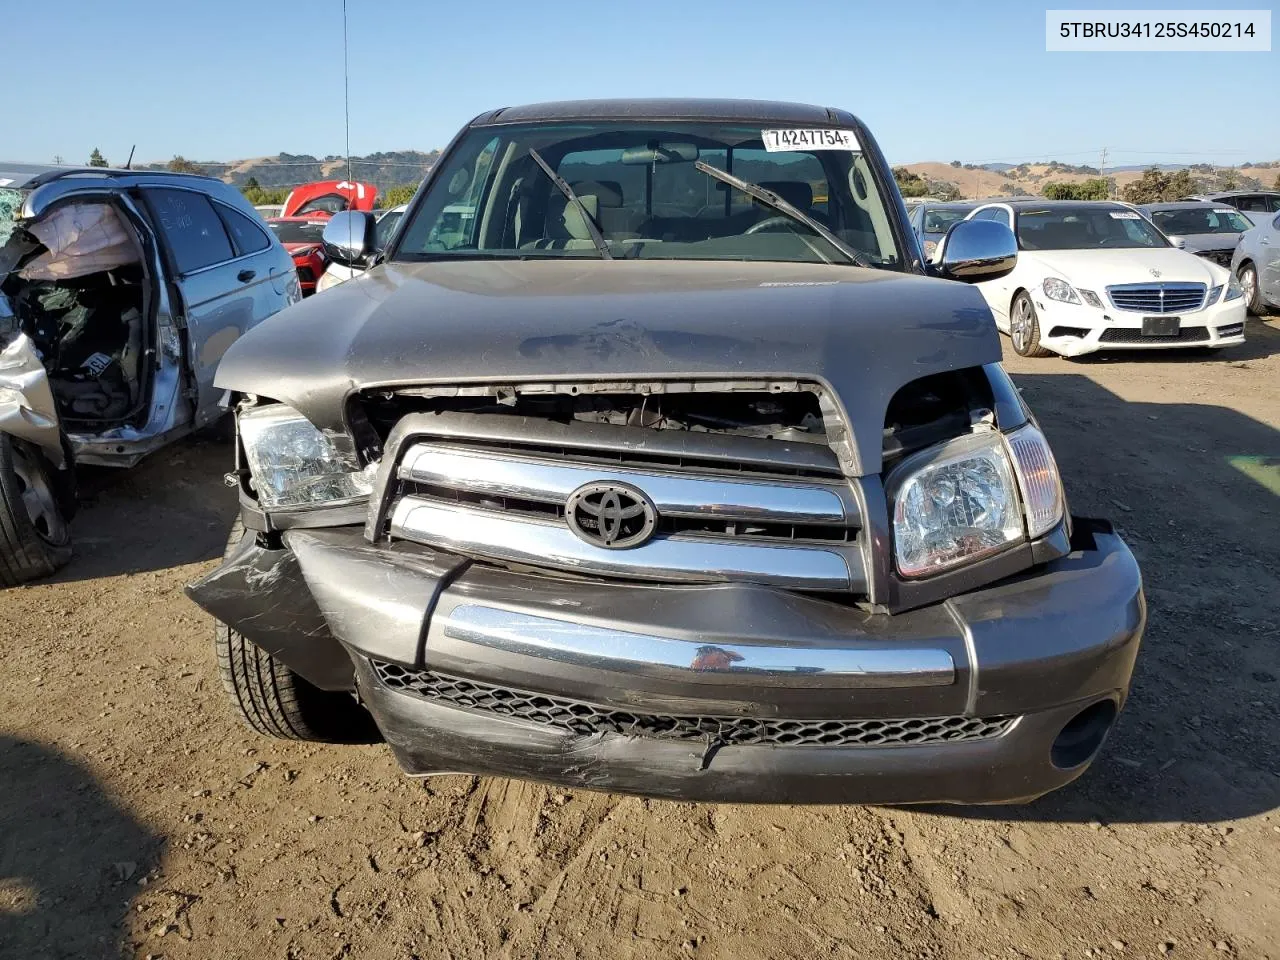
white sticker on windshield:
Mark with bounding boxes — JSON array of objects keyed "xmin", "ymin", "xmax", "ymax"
[
  {"xmin": 762, "ymin": 129, "xmax": 859, "ymax": 153},
  {"xmin": 1109, "ymin": 211, "xmax": 1141, "ymax": 219},
  {"xmin": 1213, "ymin": 208, "xmax": 1236, "ymax": 214}
]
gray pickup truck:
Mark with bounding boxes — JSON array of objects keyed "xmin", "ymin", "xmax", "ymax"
[{"xmin": 187, "ymin": 99, "xmax": 1145, "ymax": 805}]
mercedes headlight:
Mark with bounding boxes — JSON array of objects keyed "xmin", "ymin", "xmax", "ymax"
[
  {"xmin": 238, "ymin": 404, "xmax": 375, "ymax": 508},
  {"xmin": 1042, "ymin": 277, "xmax": 1081, "ymax": 304},
  {"xmin": 888, "ymin": 425, "xmax": 1064, "ymax": 578},
  {"xmin": 1223, "ymin": 277, "xmax": 1244, "ymax": 302}
]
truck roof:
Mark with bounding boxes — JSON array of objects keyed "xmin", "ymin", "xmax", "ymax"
[{"xmin": 474, "ymin": 98, "xmax": 860, "ymax": 127}]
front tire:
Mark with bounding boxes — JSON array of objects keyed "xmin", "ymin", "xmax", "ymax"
[
  {"xmin": 1010, "ymin": 292, "xmax": 1052, "ymax": 358},
  {"xmin": 0, "ymin": 435, "xmax": 72, "ymax": 586},
  {"xmin": 1237, "ymin": 262, "xmax": 1267, "ymax": 316},
  {"xmin": 214, "ymin": 519, "xmax": 375, "ymax": 742}
]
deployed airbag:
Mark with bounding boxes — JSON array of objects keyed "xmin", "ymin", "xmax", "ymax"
[{"xmin": 18, "ymin": 203, "xmax": 139, "ymax": 281}]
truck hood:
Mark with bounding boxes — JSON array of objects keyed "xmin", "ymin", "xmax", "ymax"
[
  {"xmin": 215, "ymin": 259, "xmax": 1001, "ymax": 474},
  {"xmin": 1025, "ymin": 247, "xmax": 1228, "ymax": 287}
]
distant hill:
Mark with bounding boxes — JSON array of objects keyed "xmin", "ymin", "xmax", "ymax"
[
  {"xmin": 137, "ymin": 150, "xmax": 440, "ymax": 190},
  {"xmin": 127, "ymin": 149, "xmax": 1277, "ymax": 200},
  {"xmin": 900, "ymin": 160, "xmax": 1280, "ymax": 200}
]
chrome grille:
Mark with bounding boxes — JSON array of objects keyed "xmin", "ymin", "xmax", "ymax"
[
  {"xmin": 371, "ymin": 661, "xmax": 1014, "ymax": 747},
  {"xmin": 379, "ymin": 422, "xmax": 865, "ymax": 593},
  {"xmin": 1106, "ymin": 282, "xmax": 1206, "ymax": 314}
]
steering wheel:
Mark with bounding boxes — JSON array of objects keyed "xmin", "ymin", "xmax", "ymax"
[{"xmin": 745, "ymin": 216, "xmax": 797, "ymax": 235}]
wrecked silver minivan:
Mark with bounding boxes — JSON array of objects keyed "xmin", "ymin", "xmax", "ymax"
[{"xmin": 0, "ymin": 163, "xmax": 298, "ymax": 584}]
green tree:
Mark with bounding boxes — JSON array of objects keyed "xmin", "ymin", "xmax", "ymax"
[
  {"xmin": 950, "ymin": 160, "xmax": 962, "ymax": 168},
  {"xmin": 1220, "ymin": 169, "xmax": 1239, "ymax": 190},
  {"xmin": 892, "ymin": 166, "xmax": 929, "ymax": 198},
  {"xmin": 244, "ymin": 176, "xmax": 261, "ymax": 190},
  {"xmin": 241, "ymin": 185, "xmax": 288, "ymax": 206},
  {"xmin": 1042, "ymin": 178, "xmax": 1111, "ymax": 201},
  {"xmin": 1274, "ymin": 172, "xmax": 1280, "ymax": 192},
  {"xmin": 1121, "ymin": 167, "xmax": 1199, "ymax": 204},
  {"xmin": 378, "ymin": 184, "xmax": 419, "ymax": 208},
  {"xmin": 167, "ymin": 155, "xmax": 201, "ymax": 174},
  {"xmin": 88, "ymin": 148, "xmax": 108, "ymax": 168}
]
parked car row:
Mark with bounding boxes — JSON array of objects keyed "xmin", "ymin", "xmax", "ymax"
[{"xmin": 909, "ymin": 190, "xmax": 1272, "ymax": 358}]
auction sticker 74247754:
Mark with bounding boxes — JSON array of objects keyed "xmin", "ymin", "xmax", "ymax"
[{"xmin": 761, "ymin": 129, "xmax": 860, "ymax": 153}]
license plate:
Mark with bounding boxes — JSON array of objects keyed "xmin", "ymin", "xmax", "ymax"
[{"xmin": 1142, "ymin": 316, "xmax": 1181, "ymax": 337}]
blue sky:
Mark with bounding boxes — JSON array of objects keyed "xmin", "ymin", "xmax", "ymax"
[{"xmin": 7, "ymin": 0, "xmax": 1277, "ymax": 168}]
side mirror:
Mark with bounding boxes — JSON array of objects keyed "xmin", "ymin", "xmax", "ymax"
[
  {"xmin": 1168, "ymin": 235, "xmax": 1187, "ymax": 249},
  {"xmin": 322, "ymin": 211, "xmax": 376, "ymax": 265},
  {"xmin": 937, "ymin": 219, "xmax": 1017, "ymax": 283}
]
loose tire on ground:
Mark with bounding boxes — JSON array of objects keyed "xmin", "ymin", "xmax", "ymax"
[
  {"xmin": 1010, "ymin": 291, "xmax": 1052, "ymax": 358},
  {"xmin": 0, "ymin": 434, "xmax": 72, "ymax": 587},
  {"xmin": 214, "ymin": 519, "xmax": 375, "ymax": 742}
]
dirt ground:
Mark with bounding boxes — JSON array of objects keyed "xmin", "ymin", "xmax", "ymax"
[{"xmin": 3, "ymin": 318, "xmax": 1279, "ymax": 960}]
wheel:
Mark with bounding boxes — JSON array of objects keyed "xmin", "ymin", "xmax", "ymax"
[
  {"xmin": 1237, "ymin": 261, "xmax": 1267, "ymax": 316},
  {"xmin": 1009, "ymin": 291, "xmax": 1052, "ymax": 358},
  {"xmin": 214, "ymin": 519, "xmax": 376, "ymax": 742},
  {"xmin": 0, "ymin": 435, "xmax": 72, "ymax": 586}
]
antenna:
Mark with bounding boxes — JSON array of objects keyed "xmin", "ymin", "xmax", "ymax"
[
  {"xmin": 342, "ymin": 0, "xmax": 352, "ymax": 185},
  {"xmin": 125, "ymin": 145, "xmax": 136, "ymax": 170}
]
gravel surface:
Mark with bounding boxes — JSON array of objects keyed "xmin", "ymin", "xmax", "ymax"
[{"xmin": 3, "ymin": 316, "xmax": 1278, "ymax": 960}]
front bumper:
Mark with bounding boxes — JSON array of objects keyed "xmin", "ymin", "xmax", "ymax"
[
  {"xmin": 188, "ymin": 519, "xmax": 1144, "ymax": 804},
  {"xmin": 1032, "ymin": 294, "xmax": 1247, "ymax": 357}
]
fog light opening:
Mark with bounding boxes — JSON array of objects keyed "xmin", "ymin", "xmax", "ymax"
[{"xmin": 1050, "ymin": 699, "xmax": 1117, "ymax": 770}]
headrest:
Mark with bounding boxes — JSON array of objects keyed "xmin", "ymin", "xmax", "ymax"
[
  {"xmin": 553, "ymin": 194, "xmax": 600, "ymax": 240},
  {"xmin": 759, "ymin": 181, "xmax": 813, "ymax": 211},
  {"xmin": 570, "ymin": 180, "xmax": 624, "ymax": 208}
]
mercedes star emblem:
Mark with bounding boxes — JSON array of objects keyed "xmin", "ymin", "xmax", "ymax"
[{"xmin": 565, "ymin": 481, "xmax": 658, "ymax": 549}]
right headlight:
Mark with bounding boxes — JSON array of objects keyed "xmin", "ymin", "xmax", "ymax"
[
  {"xmin": 1042, "ymin": 277, "xmax": 1081, "ymax": 304},
  {"xmin": 888, "ymin": 425, "xmax": 1064, "ymax": 578},
  {"xmin": 238, "ymin": 403, "xmax": 375, "ymax": 509}
]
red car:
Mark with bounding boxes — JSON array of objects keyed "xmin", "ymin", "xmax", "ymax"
[
  {"xmin": 279, "ymin": 179, "xmax": 379, "ymax": 219},
  {"xmin": 266, "ymin": 217, "xmax": 329, "ymax": 296}
]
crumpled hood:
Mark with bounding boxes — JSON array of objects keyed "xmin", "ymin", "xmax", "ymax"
[
  {"xmin": 1026, "ymin": 247, "xmax": 1228, "ymax": 288},
  {"xmin": 215, "ymin": 258, "xmax": 1001, "ymax": 474}
]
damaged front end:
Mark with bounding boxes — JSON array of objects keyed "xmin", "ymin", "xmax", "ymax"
[{"xmin": 189, "ymin": 366, "xmax": 1145, "ymax": 804}]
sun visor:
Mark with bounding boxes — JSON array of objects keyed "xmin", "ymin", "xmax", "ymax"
[{"xmin": 18, "ymin": 203, "xmax": 140, "ymax": 281}]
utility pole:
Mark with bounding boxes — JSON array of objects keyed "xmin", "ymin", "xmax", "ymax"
[{"xmin": 1099, "ymin": 147, "xmax": 1109, "ymax": 196}]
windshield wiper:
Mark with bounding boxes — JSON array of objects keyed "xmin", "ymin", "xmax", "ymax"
[
  {"xmin": 528, "ymin": 148, "xmax": 613, "ymax": 260},
  {"xmin": 693, "ymin": 160, "xmax": 877, "ymax": 268}
]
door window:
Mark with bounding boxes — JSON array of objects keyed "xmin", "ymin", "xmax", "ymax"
[
  {"xmin": 146, "ymin": 188, "xmax": 234, "ymax": 273},
  {"xmin": 215, "ymin": 202, "xmax": 272, "ymax": 256}
]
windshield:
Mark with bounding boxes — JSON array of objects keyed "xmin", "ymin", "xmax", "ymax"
[
  {"xmin": 922, "ymin": 206, "xmax": 973, "ymax": 234},
  {"xmin": 267, "ymin": 220, "xmax": 327, "ymax": 244},
  {"xmin": 1150, "ymin": 207, "xmax": 1253, "ymax": 235},
  {"xmin": 1016, "ymin": 206, "xmax": 1168, "ymax": 251},
  {"xmin": 0, "ymin": 188, "xmax": 23, "ymax": 245},
  {"xmin": 393, "ymin": 121, "xmax": 901, "ymax": 268}
]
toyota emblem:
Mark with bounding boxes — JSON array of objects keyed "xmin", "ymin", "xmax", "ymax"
[{"xmin": 565, "ymin": 481, "xmax": 658, "ymax": 549}]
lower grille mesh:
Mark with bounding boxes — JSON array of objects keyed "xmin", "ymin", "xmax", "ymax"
[
  {"xmin": 370, "ymin": 660, "xmax": 1015, "ymax": 747},
  {"xmin": 1099, "ymin": 326, "xmax": 1209, "ymax": 344}
]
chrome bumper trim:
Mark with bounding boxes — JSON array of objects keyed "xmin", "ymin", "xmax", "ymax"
[
  {"xmin": 390, "ymin": 497, "xmax": 859, "ymax": 591},
  {"xmin": 398, "ymin": 443, "xmax": 853, "ymax": 525},
  {"xmin": 438, "ymin": 603, "xmax": 956, "ymax": 688}
]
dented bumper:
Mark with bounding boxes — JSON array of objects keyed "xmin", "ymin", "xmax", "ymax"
[{"xmin": 186, "ymin": 520, "xmax": 1145, "ymax": 804}]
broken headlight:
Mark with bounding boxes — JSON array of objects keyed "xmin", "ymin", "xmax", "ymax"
[
  {"xmin": 238, "ymin": 404, "xmax": 375, "ymax": 509},
  {"xmin": 887, "ymin": 425, "xmax": 1064, "ymax": 578}
]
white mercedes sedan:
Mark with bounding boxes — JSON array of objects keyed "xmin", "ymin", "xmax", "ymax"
[{"xmin": 951, "ymin": 200, "xmax": 1247, "ymax": 358}]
